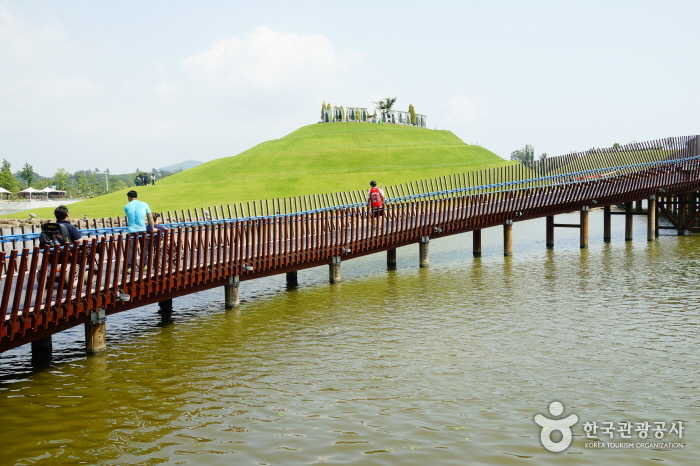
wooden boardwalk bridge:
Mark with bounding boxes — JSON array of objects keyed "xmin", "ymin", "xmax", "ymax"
[{"xmin": 1, "ymin": 135, "xmax": 699, "ymax": 362}]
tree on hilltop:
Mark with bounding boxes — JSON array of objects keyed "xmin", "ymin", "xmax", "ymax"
[
  {"xmin": 408, "ymin": 104, "xmax": 416, "ymax": 125},
  {"xmin": 375, "ymin": 97, "xmax": 397, "ymax": 111},
  {"xmin": 511, "ymin": 145, "xmax": 535, "ymax": 167}
]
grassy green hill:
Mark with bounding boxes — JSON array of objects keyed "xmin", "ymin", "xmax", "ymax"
[{"xmin": 10, "ymin": 122, "xmax": 508, "ymax": 218}]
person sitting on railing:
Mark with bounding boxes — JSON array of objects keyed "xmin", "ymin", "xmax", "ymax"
[
  {"xmin": 368, "ymin": 180, "xmax": 385, "ymax": 217},
  {"xmin": 125, "ymin": 190, "xmax": 154, "ymax": 234},
  {"xmin": 39, "ymin": 205, "xmax": 82, "ymax": 248},
  {"xmin": 55, "ymin": 205, "xmax": 82, "ymax": 242},
  {"xmin": 38, "ymin": 206, "xmax": 83, "ymax": 288},
  {"xmin": 124, "ymin": 190, "xmax": 154, "ymax": 288}
]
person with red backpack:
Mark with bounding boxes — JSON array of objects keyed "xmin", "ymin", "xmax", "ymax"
[{"xmin": 368, "ymin": 180, "xmax": 385, "ymax": 217}]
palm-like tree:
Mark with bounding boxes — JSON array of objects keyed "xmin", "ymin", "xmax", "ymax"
[
  {"xmin": 375, "ymin": 97, "xmax": 397, "ymax": 123},
  {"xmin": 375, "ymin": 97, "xmax": 397, "ymax": 111},
  {"xmin": 510, "ymin": 145, "xmax": 535, "ymax": 167}
]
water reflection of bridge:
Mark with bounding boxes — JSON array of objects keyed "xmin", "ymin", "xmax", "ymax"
[{"xmin": 1, "ymin": 135, "xmax": 699, "ymax": 363}]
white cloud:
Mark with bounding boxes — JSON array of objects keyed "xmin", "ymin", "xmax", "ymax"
[
  {"xmin": 0, "ymin": 13, "xmax": 365, "ymax": 173},
  {"xmin": 181, "ymin": 27, "xmax": 350, "ymax": 94}
]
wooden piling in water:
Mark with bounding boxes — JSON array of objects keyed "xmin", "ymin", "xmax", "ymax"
[
  {"xmin": 677, "ymin": 194, "xmax": 687, "ymax": 236},
  {"xmin": 648, "ymin": 195, "xmax": 657, "ymax": 242},
  {"xmin": 625, "ymin": 202, "xmax": 634, "ymax": 241},
  {"xmin": 329, "ymin": 256, "xmax": 341, "ymax": 283},
  {"xmin": 419, "ymin": 236, "xmax": 429, "ymax": 268},
  {"xmin": 85, "ymin": 309, "xmax": 106, "ymax": 354},
  {"xmin": 387, "ymin": 248, "xmax": 397, "ymax": 270},
  {"xmin": 503, "ymin": 220, "xmax": 513, "ymax": 257},
  {"xmin": 580, "ymin": 207, "xmax": 589, "ymax": 249},
  {"xmin": 680, "ymin": 192, "xmax": 696, "ymax": 235},
  {"xmin": 158, "ymin": 299, "xmax": 173, "ymax": 322},
  {"xmin": 655, "ymin": 198, "xmax": 660, "ymax": 238},
  {"xmin": 224, "ymin": 275, "xmax": 240, "ymax": 309},
  {"xmin": 472, "ymin": 229, "xmax": 481, "ymax": 258},
  {"xmin": 286, "ymin": 271, "xmax": 298, "ymax": 288},
  {"xmin": 546, "ymin": 215, "xmax": 554, "ymax": 249},
  {"xmin": 31, "ymin": 336, "xmax": 52, "ymax": 366},
  {"xmin": 603, "ymin": 205, "xmax": 611, "ymax": 243}
]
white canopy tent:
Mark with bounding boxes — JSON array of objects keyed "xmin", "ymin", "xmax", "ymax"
[
  {"xmin": 18, "ymin": 187, "xmax": 41, "ymax": 199},
  {"xmin": 0, "ymin": 187, "xmax": 10, "ymax": 199},
  {"xmin": 40, "ymin": 187, "xmax": 66, "ymax": 198}
]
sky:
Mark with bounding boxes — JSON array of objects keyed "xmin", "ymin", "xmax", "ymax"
[{"xmin": 1, "ymin": 0, "xmax": 698, "ymax": 175}]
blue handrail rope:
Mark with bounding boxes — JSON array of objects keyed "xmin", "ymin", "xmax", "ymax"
[{"xmin": 2, "ymin": 154, "xmax": 699, "ymax": 254}]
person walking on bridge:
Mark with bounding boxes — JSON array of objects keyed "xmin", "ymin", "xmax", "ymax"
[{"xmin": 368, "ymin": 180, "xmax": 385, "ymax": 217}]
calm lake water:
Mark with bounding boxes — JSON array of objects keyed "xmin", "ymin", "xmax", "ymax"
[
  {"xmin": 0, "ymin": 210, "xmax": 698, "ymax": 465},
  {"xmin": 0, "ymin": 199, "xmax": 79, "ymax": 216}
]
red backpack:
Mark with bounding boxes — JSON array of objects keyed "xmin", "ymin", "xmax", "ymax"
[{"xmin": 369, "ymin": 187, "xmax": 384, "ymax": 207}]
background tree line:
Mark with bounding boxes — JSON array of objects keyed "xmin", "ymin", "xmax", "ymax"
[
  {"xmin": 510, "ymin": 141, "xmax": 624, "ymax": 168},
  {"xmin": 0, "ymin": 159, "xmax": 178, "ymax": 198}
]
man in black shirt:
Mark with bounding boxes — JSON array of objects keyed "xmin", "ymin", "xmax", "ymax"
[{"xmin": 54, "ymin": 205, "xmax": 82, "ymax": 242}]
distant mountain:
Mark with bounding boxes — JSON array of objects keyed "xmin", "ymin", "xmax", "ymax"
[{"xmin": 159, "ymin": 160, "xmax": 202, "ymax": 173}]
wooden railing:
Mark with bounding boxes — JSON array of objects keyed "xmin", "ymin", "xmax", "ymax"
[
  {"xmin": 3, "ymin": 135, "xmax": 698, "ymax": 251},
  {"xmin": 1, "ymin": 135, "xmax": 700, "ymax": 352}
]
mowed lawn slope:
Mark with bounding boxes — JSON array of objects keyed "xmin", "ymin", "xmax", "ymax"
[{"xmin": 12, "ymin": 123, "xmax": 508, "ymax": 218}]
